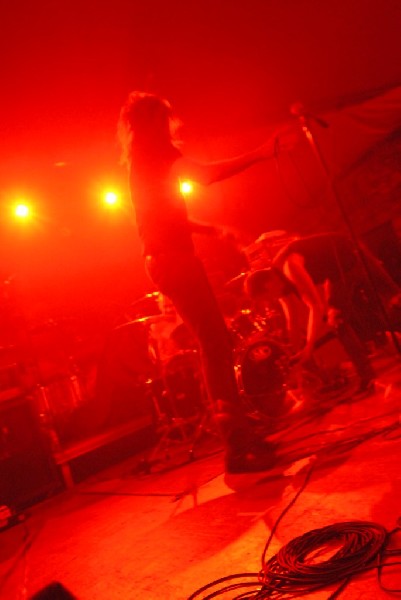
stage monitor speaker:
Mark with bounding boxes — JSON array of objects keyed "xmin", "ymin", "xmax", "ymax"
[{"xmin": 0, "ymin": 393, "xmax": 62, "ymax": 511}]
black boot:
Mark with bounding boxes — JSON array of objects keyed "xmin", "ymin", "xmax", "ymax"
[{"xmin": 215, "ymin": 401, "xmax": 277, "ymax": 474}]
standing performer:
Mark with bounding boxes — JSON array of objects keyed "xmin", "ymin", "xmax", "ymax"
[{"xmin": 117, "ymin": 91, "xmax": 295, "ymax": 474}]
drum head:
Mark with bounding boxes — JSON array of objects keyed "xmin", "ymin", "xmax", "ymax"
[{"xmin": 162, "ymin": 351, "xmax": 204, "ymax": 418}]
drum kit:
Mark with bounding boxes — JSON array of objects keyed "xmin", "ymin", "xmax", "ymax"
[
  {"xmin": 108, "ymin": 277, "xmax": 293, "ymax": 445},
  {"xmin": 22, "ymin": 272, "xmax": 344, "ymax": 455},
  {"xmin": 101, "ymin": 230, "xmax": 302, "ymax": 452},
  {"xmin": 223, "ymin": 285, "xmax": 293, "ymax": 420},
  {"xmin": 56, "ymin": 270, "xmax": 288, "ymax": 470},
  {"xmin": 13, "ymin": 231, "xmax": 301, "ymax": 452},
  {"xmin": 0, "ymin": 227, "xmax": 341, "ymax": 459},
  {"xmin": 115, "ymin": 295, "xmax": 207, "ymax": 423}
]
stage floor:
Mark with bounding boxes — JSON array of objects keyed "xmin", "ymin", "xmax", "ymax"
[{"xmin": 1, "ymin": 344, "xmax": 401, "ymax": 599}]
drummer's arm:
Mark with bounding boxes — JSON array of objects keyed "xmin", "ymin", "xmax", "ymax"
[
  {"xmin": 283, "ymin": 254, "xmax": 326, "ymax": 360},
  {"xmin": 279, "ymin": 295, "xmax": 306, "ymax": 352}
]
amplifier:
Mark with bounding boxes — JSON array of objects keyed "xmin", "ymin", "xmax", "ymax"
[{"xmin": 0, "ymin": 395, "xmax": 62, "ymax": 510}]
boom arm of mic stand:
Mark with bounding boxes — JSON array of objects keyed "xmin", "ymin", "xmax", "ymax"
[{"xmin": 294, "ymin": 112, "xmax": 401, "ymax": 357}]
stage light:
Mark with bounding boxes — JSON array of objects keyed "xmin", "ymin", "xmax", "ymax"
[
  {"xmin": 14, "ymin": 203, "xmax": 31, "ymax": 219},
  {"xmin": 103, "ymin": 191, "xmax": 119, "ymax": 206},
  {"xmin": 180, "ymin": 180, "xmax": 194, "ymax": 196}
]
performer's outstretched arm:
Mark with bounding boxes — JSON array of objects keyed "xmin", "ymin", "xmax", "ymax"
[{"xmin": 172, "ymin": 128, "xmax": 297, "ymax": 185}]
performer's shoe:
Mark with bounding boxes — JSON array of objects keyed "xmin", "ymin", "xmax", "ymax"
[
  {"xmin": 215, "ymin": 401, "xmax": 278, "ymax": 476},
  {"xmin": 224, "ymin": 438, "xmax": 277, "ymax": 475}
]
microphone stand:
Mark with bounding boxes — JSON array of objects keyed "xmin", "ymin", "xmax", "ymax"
[{"xmin": 292, "ymin": 107, "xmax": 401, "ymax": 356}]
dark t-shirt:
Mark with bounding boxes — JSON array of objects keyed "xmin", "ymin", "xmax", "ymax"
[
  {"xmin": 273, "ymin": 233, "xmax": 358, "ymax": 284},
  {"xmin": 130, "ymin": 145, "xmax": 194, "ymax": 256}
]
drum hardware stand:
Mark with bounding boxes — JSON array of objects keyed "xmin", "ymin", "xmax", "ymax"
[
  {"xmin": 138, "ymin": 378, "xmax": 201, "ymax": 473},
  {"xmin": 138, "ymin": 381, "xmax": 221, "ymax": 473},
  {"xmin": 137, "ymin": 341, "xmax": 220, "ymax": 473},
  {"xmin": 186, "ymin": 395, "xmax": 222, "ymax": 461}
]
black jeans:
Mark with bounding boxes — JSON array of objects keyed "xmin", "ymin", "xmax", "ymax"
[
  {"xmin": 328, "ymin": 257, "xmax": 386, "ymax": 381},
  {"xmin": 145, "ymin": 253, "xmax": 242, "ymax": 419}
]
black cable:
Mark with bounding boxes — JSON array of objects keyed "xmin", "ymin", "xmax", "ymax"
[
  {"xmin": 79, "ymin": 447, "xmax": 224, "ymax": 500},
  {"xmin": 187, "ymin": 413, "xmax": 401, "ymax": 599},
  {"xmin": 258, "ymin": 521, "xmax": 387, "ymax": 597},
  {"xmin": 378, "ymin": 524, "xmax": 401, "ymax": 593},
  {"xmin": 275, "ymin": 419, "xmax": 401, "ymax": 471},
  {"xmin": 259, "ymin": 461, "xmax": 316, "ymax": 570},
  {"xmin": 0, "ymin": 520, "xmax": 40, "ymax": 592},
  {"xmin": 188, "ymin": 519, "xmax": 401, "ymax": 599},
  {"xmin": 187, "ymin": 462, "xmax": 315, "ymax": 599},
  {"xmin": 275, "ymin": 407, "xmax": 400, "ymax": 448}
]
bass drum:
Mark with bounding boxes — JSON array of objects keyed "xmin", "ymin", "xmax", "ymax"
[
  {"xmin": 235, "ymin": 336, "xmax": 289, "ymax": 418},
  {"xmin": 161, "ymin": 350, "xmax": 205, "ymax": 419}
]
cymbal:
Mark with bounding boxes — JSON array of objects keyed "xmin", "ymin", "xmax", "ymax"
[
  {"xmin": 244, "ymin": 232, "xmax": 298, "ymax": 265},
  {"xmin": 115, "ymin": 314, "xmax": 171, "ymax": 330},
  {"xmin": 130, "ymin": 292, "xmax": 161, "ymax": 306},
  {"xmin": 224, "ymin": 271, "xmax": 248, "ymax": 290},
  {"xmin": 137, "ymin": 314, "xmax": 175, "ymax": 325}
]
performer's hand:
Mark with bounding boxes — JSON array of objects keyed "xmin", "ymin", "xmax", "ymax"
[
  {"xmin": 273, "ymin": 127, "xmax": 300, "ymax": 155},
  {"xmin": 256, "ymin": 128, "xmax": 298, "ymax": 160}
]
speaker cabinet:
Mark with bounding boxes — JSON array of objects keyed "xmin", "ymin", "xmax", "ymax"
[{"xmin": 0, "ymin": 394, "xmax": 61, "ymax": 511}]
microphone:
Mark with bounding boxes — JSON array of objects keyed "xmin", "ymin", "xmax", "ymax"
[{"xmin": 290, "ymin": 102, "xmax": 329, "ymax": 128}]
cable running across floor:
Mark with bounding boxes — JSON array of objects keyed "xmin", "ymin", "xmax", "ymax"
[{"xmin": 187, "ymin": 459, "xmax": 401, "ymax": 599}]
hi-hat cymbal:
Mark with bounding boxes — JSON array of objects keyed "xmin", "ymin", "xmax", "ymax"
[
  {"xmin": 135, "ymin": 314, "xmax": 174, "ymax": 325},
  {"xmin": 130, "ymin": 292, "xmax": 160, "ymax": 306},
  {"xmin": 115, "ymin": 314, "xmax": 171, "ymax": 330},
  {"xmin": 224, "ymin": 271, "xmax": 248, "ymax": 290}
]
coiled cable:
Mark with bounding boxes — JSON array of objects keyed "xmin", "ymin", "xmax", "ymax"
[{"xmin": 258, "ymin": 520, "xmax": 388, "ymax": 598}]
